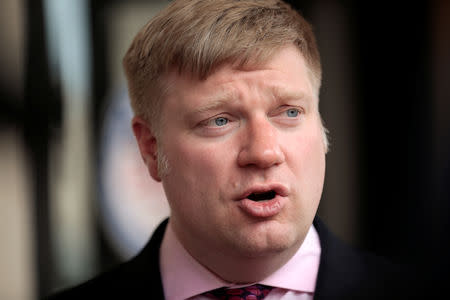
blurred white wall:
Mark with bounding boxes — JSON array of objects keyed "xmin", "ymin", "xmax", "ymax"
[
  {"xmin": 0, "ymin": 129, "xmax": 35, "ymax": 300},
  {"xmin": 0, "ymin": 0, "xmax": 35, "ymax": 299}
]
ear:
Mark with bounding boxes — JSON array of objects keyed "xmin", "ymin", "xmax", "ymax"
[{"xmin": 132, "ymin": 116, "xmax": 161, "ymax": 182}]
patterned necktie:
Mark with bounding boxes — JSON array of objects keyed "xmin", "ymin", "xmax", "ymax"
[{"xmin": 203, "ymin": 284, "xmax": 273, "ymax": 300}]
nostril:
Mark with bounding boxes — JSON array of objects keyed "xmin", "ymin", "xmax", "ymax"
[{"xmin": 247, "ymin": 190, "xmax": 276, "ymax": 201}]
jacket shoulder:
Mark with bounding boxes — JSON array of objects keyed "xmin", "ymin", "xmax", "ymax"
[
  {"xmin": 313, "ymin": 217, "xmax": 417, "ymax": 300},
  {"xmin": 44, "ymin": 219, "xmax": 168, "ymax": 300}
]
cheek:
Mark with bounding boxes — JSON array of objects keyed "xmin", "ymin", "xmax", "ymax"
[
  {"xmin": 163, "ymin": 139, "xmax": 237, "ymax": 202},
  {"xmin": 162, "ymin": 140, "xmax": 236, "ymax": 224},
  {"xmin": 169, "ymin": 140, "xmax": 233, "ymax": 176},
  {"xmin": 286, "ymin": 130, "xmax": 326, "ymax": 193}
]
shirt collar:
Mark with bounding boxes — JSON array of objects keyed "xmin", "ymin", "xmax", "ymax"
[{"xmin": 160, "ymin": 221, "xmax": 321, "ymax": 300}]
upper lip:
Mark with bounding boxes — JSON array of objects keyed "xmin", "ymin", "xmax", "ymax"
[{"xmin": 236, "ymin": 183, "xmax": 289, "ymax": 200}]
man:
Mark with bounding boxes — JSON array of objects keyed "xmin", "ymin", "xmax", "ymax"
[{"xmin": 48, "ymin": 0, "xmax": 414, "ymax": 299}]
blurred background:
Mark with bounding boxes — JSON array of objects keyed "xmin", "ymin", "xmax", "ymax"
[{"xmin": 0, "ymin": 0, "xmax": 449, "ymax": 299}]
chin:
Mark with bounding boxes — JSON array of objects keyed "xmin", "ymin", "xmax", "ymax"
[{"xmin": 233, "ymin": 226, "xmax": 303, "ymax": 258}]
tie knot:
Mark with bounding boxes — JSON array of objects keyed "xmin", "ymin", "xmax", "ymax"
[{"xmin": 204, "ymin": 284, "xmax": 273, "ymax": 300}]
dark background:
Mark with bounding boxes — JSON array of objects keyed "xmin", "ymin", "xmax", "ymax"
[{"xmin": 1, "ymin": 0, "xmax": 449, "ymax": 298}]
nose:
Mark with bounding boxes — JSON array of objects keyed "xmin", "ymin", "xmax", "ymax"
[{"xmin": 237, "ymin": 117, "xmax": 285, "ymax": 169}]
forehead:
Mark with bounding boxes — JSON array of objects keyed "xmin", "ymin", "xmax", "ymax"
[{"xmin": 162, "ymin": 45, "xmax": 315, "ymax": 108}]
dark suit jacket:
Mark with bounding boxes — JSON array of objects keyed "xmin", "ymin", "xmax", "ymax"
[{"xmin": 46, "ymin": 217, "xmax": 418, "ymax": 299}]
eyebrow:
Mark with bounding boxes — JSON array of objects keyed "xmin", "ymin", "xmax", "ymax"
[
  {"xmin": 268, "ymin": 86, "xmax": 309, "ymax": 103},
  {"xmin": 189, "ymin": 85, "xmax": 310, "ymax": 117},
  {"xmin": 190, "ymin": 89, "xmax": 239, "ymax": 115}
]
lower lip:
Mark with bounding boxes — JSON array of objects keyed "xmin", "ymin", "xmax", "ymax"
[{"xmin": 237, "ymin": 196, "xmax": 285, "ymax": 218}]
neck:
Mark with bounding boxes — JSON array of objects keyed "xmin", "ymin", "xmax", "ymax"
[
  {"xmin": 198, "ymin": 244, "xmax": 300, "ymax": 283},
  {"xmin": 169, "ymin": 221, "xmax": 303, "ymax": 283}
]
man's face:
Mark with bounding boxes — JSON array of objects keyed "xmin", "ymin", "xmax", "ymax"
[{"xmin": 150, "ymin": 45, "xmax": 325, "ymax": 259}]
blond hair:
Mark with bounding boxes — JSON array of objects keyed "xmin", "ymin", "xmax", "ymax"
[{"xmin": 123, "ymin": 0, "xmax": 322, "ymax": 133}]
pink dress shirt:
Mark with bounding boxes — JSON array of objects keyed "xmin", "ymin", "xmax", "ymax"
[{"xmin": 160, "ymin": 222, "xmax": 321, "ymax": 300}]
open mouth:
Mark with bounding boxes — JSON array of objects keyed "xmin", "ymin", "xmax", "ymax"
[
  {"xmin": 247, "ymin": 190, "xmax": 277, "ymax": 202},
  {"xmin": 238, "ymin": 186, "xmax": 286, "ymax": 217}
]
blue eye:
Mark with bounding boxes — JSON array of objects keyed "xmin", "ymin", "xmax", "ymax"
[
  {"xmin": 286, "ymin": 108, "xmax": 299, "ymax": 117},
  {"xmin": 214, "ymin": 117, "xmax": 229, "ymax": 126}
]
